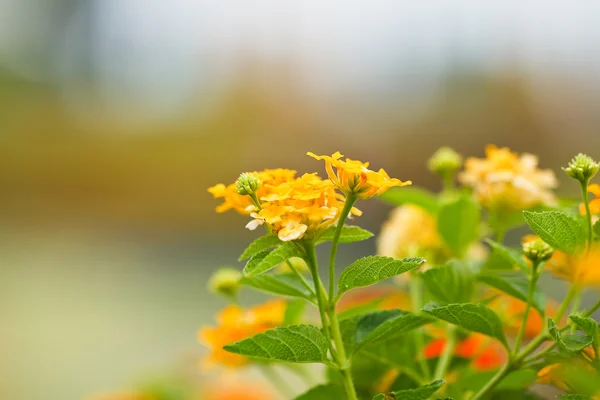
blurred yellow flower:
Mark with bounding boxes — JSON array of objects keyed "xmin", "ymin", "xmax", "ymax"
[
  {"xmin": 307, "ymin": 151, "xmax": 411, "ymax": 199},
  {"xmin": 198, "ymin": 300, "xmax": 286, "ymax": 369},
  {"xmin": 458, "ymin": 145, "xmax": 557, "ymax": 211},
  {"xmin": 547, "ymin": 247, "xmax": 600, "ymax": 287},
  {"xmin": 580, "ymin": 183, "xmax": 600, "ymax": 222}
]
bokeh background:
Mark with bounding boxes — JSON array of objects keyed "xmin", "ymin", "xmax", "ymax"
[{"xmin": 2, "ymin": 2, "xmax": 600, "ymax": 399}]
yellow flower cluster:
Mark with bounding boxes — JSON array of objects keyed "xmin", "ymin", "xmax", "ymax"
[
  {"xmin": 459, "ymin": 145, "xmax": 557, "ymax": 211},
  {"xmin": 198, "ymin": 300, "xmax": 286, "ymax": 368},
  {"xmin": 547, "ymin": 247, "xmax": 600, "ymax": 287},
  {"xmin": 307, "ymin": 151, "xmax": 411, "ymax": 199}
]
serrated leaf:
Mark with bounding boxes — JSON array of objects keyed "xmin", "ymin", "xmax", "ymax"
[
  {"xmin": 378, "ymin": 187, "xmax": 439, "ymax": 214},
  {"xmin": 484, "ymin": 239, "xmax": 529, "ymax": 271},
  {"xmin": 372, "ymin": 379, "xmax": 445, "ymax": 400},
  {"xmin": 477, "ymin": 272, "xmax": 545, "ymax": 315},
  {"xmin": 243, "ymin": 242, "xmax": 301, "ymax": 277},
  {"xmin": 420, "ymin": 260, "xmax": 475, "ymax": 304},
  {"xmin": 239, "ymin": 235, "xmax": 282, "ymax": 260},
  {"xmin": 338, "ymin": 256, "xmax": 425, "ymax": 296},
  {"xmin": 437, "ymin": 194, "xmax": 480, "ymax": 256},
  {"xmin": 548, "ymin": 318, "xmax": 593, "ymax": 352},
  {"xmin": 293, "ymin": 384, "xmax": 345, "ymax": 400},
  {"xmin": 317, "ymin": 225, "xmax": 374, "ymax": 244},
  {"xmin": 569, "ymin": 315, "xmax": 598, "ymax": 344},
  {"xmin": 523, "ymin": 211, "xmax": 586, "ymax": 255},
  {"xmin": 240, "ymin": 273, "xmax": 315, "ymax": 302},
  {"xmin": 422, "ymin": 303, "xmax": 508, "ymax": 346},
  {"xmin": 223, "ymin": 324, "xmax": 330, "ymax": 363}
]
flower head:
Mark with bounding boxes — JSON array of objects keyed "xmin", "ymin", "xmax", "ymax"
[
  {"xmin": 428, "ymin": 147, "xmax": 463, "ymax": 177},
  {"xmin": 522, "ymin": 236, "xmax": 554, "ymax": 264},
  {"xmin": 564, "ymin": 153, "xmax": 600, "ymax": 183},
  {"xmin": 458, "ymin": 145, "xmax": 557, "ymax": 211},
  {"xmin": 198, "ymin": 300, "xmax": 286, "ymax": 369},
  {"xmin": 235, "ymin": 172, "xmax": 261, "ymax": 196},
  {"xmin": 307, "ymin": 151, "xmax": 411, "ymax": 199},
  {"xmin": 547, "ymin": 247, "xmax": 600, "ymax": 287},
  {"xmin": 207, "ymin": 268, "xmax": 242, "ymax": 298}
]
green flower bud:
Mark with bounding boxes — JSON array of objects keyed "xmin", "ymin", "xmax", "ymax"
[
  {"xmin": 235, "ymin": 173, "xmax": 262, "ymax": 196},
  {"xmin": 428, "ymin": 147, "xmax": 463, "ymax": 177},
  {"xmin": 207, "ymin": 268, "xmax": 242, "ymax": 297},
  {"xmin": 563, "ymin": 153, "xmax": 599, "ymax": 183},
  {"xmin": 522, "ymin": 238, "xmax": 554, "ymax": 264}
]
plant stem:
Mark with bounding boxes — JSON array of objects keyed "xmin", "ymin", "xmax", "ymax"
[
  {"xmin": 581, "ymin": 180, "xmax": 593, "ymax": 252},
  {"xmin": 513, "ymin": 264, "xmax": 539, "ymax": 354},
  {"xmin": 328, "ymin": 195, "xmax": 357, "ymax": 300},
  {"xmin": 329, "ymin": 309, "xmax": 359, "ymax": 400},
  {"xmin": 286, "ymin": 260, "xmax": 316, "ymax": 298},
  {"xmin": 554, "ymin": 284, "xmax": 578, "ymax": 322},
  {"xmin": 469, "ymin": 362, "xmax": 512, "ymax": 400},
  {"xmin": 433, "ymin": 325, "xmax": 457, "ymax": 380},
  {"xmin": 409, "ymin": 277, "xmax": 431, "ymax": 380}
]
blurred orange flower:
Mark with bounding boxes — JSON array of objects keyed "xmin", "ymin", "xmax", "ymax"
[
  {"xmin": 579, "ymin": 183, "xmax": 600, "ymax": 218},
  {"xmin": 546, "ymin": 247, "xmax": 600, "ymax": 287},
  {"xmin": 424, "ymin": 333, "xmax": 507, "ymax": 371},
  {"xmin": 198, "ymin": 300, "xmax": 286, "ymax": 369},
  {"xmin": 458, "ymin": 145, "xmax": 557, "ymax": 211},
  {"xmin": 307, "ymin": 151, "xmax": 411, "ymax": 199}
]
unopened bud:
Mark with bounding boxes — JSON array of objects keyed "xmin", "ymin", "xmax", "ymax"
[
  {"xmin": 208, "ymin": 268, "xmax": 242, "ymax": 297},
  {"xmin": 563, "ymin": 153, "xmax": 599, "ymax": 183},
  {"xmin": 235, "ymin": 173, "xmax": 261, "ymax": 196},
  {"xmin": 428, "ymin": 147, "xmax": 463, "ymax": 177},
  {"xmin": 522, "ymin": 238, "xmax": 554, "ymax": 263}
]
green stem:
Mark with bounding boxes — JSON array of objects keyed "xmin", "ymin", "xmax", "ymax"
[
  {"xmin": 442, "ymin": 173, "xmax": 455, "ymax": 192},
  {"xmin": 328, "ymin": 195, "xmax": 357, "ymax": 301},
  {"xmin": 581, "ymin": 180, "xmax": 593, "ymax": 252},
  {"xmin": 329, "ymin": 309, "xmax": 359, "ymax": 400},
  {"xmin": 569, "ymin": 289, "xmax": 582, "ymax": 333},
  {"xmin": 433, "ymin": 325, "xmax": 457, "ymax": 380},
  {"xmin": 260, "ymin": 365, "xmax": 295, "ymax": 398},
  {"xmin": 470, "ymin": 363, "xmax": 513, "ymax": 400},
  {"xmin": 583, "ymin": 298, "xmax": 600, "ymax": 317},
  {"xmin": 513, "ymin": 265, "xmax": 539, "ymax": 355},
  {"xmin": 409, "ymin": 278, "xmax": 431, "ymax": 380},
  {"xmin": 554, "ymin": 284, "xmax": 578, "ymax": 322}
]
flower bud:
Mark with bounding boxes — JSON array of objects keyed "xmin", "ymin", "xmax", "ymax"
[
  {"xmin": 235, "ymin": 173, "xmax": 261, "ymax": 196},
  {"xmin": 207, "ymin": 268, "xmax": 242, "ymax": 297},
  {"xmin": 428, "ymin": 147, "xmax": 463, "ymax": 177},
  {"xmin": 563, "ymin": 153, "xmax": 600, "ymax": 183},
  {"xmin": 522, "ymin": 238, "xmax": 554, "ymax": 264}
]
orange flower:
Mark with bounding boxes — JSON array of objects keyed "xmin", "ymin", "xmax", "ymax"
[
  {"xmin": 424, "ymin": 333, "xmax": 506, "ymax": 371},
  {"xmin": 307, "ymin": 151, "xmax": 411, "ymax": 199},
  {"xmin": 546, "ymin": 247, "xmax": 600, "ymax": 287},
  {"xmin": 459, "ymin": 145, "xmax": 557, "ymax": 211},
  {"xmin": 580, "ymin": 183, "xmax": 600, "ymax": 220},
  {"xmin": 198, "ymin": 300, "xmax": 286, "ymax": 369},
  {"xmin": 488, "ymin": 293, "xmax": 560, "ymax": 338}
]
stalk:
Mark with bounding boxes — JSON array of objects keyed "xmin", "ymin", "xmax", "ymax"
[
  {"xmin": 580, "ymin": 179, "xmax": 593, "ymax": 252},
  {"xmin": 328, "ymin": 195, "xmax": 357, "ymax": 300},
  {"xmin": 433, "ymin": 325, "xmax": 456, "ymax": 380},
  {"xmin": 410, "ymin": 278, "xmax": 431, "ymax": 380},
  {"xmin": 513, "ymin": 262, "xmax": 539, "ymax": 354}
]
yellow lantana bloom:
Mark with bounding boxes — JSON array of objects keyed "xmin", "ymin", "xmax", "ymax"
[
  {"xmin": 458, "ymin": 145, "xmax": 557, "ymax": 211},
  {"xmin": 198, "ymin": 300, "xmax": 286, "ymax": 369},
  {"xmin": 307, "ymin": 151, "xmax": 411, "ymax": 199},
  {"xmin": 546, "ymin": 247, "xmax": 600, "ymax": 287}
]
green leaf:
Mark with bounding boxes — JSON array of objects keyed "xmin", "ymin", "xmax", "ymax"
[
  {"xmin": 338, "ymin": 256, "xmax": 425, "ymax": 296},
  {"xmin": 293, "ymin": 384, "xmax": 345, "ymax": 400},
  {"xmin": 317, "ymin": 225, "xmax": 374, "ymax": 244},
  {"xmin": 437, "ymin": 194, "xmax": 481, "ymax": 256},
  {"xmin": 523, "ymin": 211, "xmax": 586, "ymax": 255},
  {"xmin": 569, "ymin": 315, "xmax": 598, "ymax": 344},
  {"xmin": 378, "ymin": 187, "xmax": 439, "ymax": 214},
  {"xmin": 243, "ymin": 242, "xmax": 301, "ymax": 277},
  {"xmin": 338, "ymin": 299, "xmax": 384, "ymax": 321},
  {"xmin": 476, "ymin": 272, "xmax": 545, "ymax": 315},
  {"xmin": 372, "ymin": 379, "xmax": 445, "ymax": 400},
  {"xmin": 548, "ymin": 318, "xmax": 594, "ymax": 352},
  {"xmin": 484, "ymin": 239, "xmax": 529, "ymax": 271},
  {"xmin": 558, "ymin": 395, "xmax": 592, "ymax": 400},
  {"xmin": 223, "ymin": 324, "xmax": 330, "ymax": 363},
  {"xmin": 283, "ymin": 300, "xmax": 306, "ymax": 326},
  {"xmin": 420, "ymin": 260, "xmax": 475, "ymax": 304},
  {"xmin": 239, "ymin": 235, "xmax": 282, "ymax": 260},
  {"xmin": 422, "ymin": 303, "xmax": 508, "ymax": 346},
  {"xmin": 241, "ymin": 273, "xmax": 315, "ymax": 302}
]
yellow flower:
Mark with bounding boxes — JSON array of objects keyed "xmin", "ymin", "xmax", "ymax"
[
  {"xmin": 198, "ymin": 300, "xmax": 286, "ymax": 369},
  {"xmin": 580, "ymin": 183, "xmax": 600, "ymax": 223},
  {"xmin": 458, "ymin": 145, "xmax": 557, "ymax": 211},
  {"xmin": 546, "ymin": 246, "xmax": 600, "ymax": 287},
  {"xmin": 307, "ymin": 151, "xmax": 411, "ymax": 199},
  {"xmin": 208, "ymin": 168, "xmax": 297, "ymax": 214}
]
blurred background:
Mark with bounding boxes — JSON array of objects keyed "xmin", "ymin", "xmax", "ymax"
[{"xmin": 2, "ymin": 1, "xmax": 600, "ymax": 399}]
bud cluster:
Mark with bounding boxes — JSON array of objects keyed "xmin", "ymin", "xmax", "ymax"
[
  {"xmin": 522, "ymin": 238, "xmax": 554, "ymax": 264},
  {"xmin": 428, "ymin": 147, "xmax": 463, "ymax": 177},
  {"xmin": 563, "ymin": 153, "xmax": 599, "ymax": 183},
  {"xmin": 235, "ymin": 173, "xmax": 262, "ymax": 196},
  {"xmin": 208, "ymin": 268, "xmax": 242, "ymax": 298}
]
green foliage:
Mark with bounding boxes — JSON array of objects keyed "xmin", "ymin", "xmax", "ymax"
[
  {"xmin": 422, "ymin": 303, "xmax": 508, "ymax": 346},
  {"xmin": 548, "ymin": 317, "xmax": 594, "ymax": 352},
  {"xmin": 436, "ymin": 194, "xmax": 480, "ymax": 256},
  {"xmin": 317, "ymin": 225, "xmax": 374, "ymax": 244},
  {"xmin": 293, "ymin": 384, "xmax": 345, "ymax": 399},
  {"xmin": 476, "ymin": 272, "xmax": 545, "ymax": 315},
  {"xmin": 372, "ymin": 379, "xmax": 445, "ymax": 400},
  {"xmin": 223, "ymin": 324, "xmax": 330, "ymax": 363},
  {"xmin": 239, "ymin": 234, "xmax": 282, "ymax": 260},
  {"xmin": 420, "ymin": 260, "xmax": 475, "ymax": 304},
  {"xmin": 283, "ymin": 299, "xmax": 306, "ymax": 326},
  {"xmin": 378, "ymin": 187, "xmax": 439, "ymax": 214},
  {"xmin": 338, "ymin": 256, "xmax": 425, "ymax": 296},
  {"xmin": 523, "ymin": 211, "xmax": 586, "ymax": 255},
  {"xmin": 569, "ymin": 315, "xmax": 599, "ymax": 344},
  {"xmin": 484, "ymin": 239, "xmax": 529, "ymax": 271},
  {"xmin": 243, "ymin": 242, "xmax": 301, "ymax": 277},
  {"xmin": 240, "ymin": 273, "xmax": 315, "ymax": 302},
  {"xmin": 558, "ymin": 395, "xmax": 592, "ymax": 400}
]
